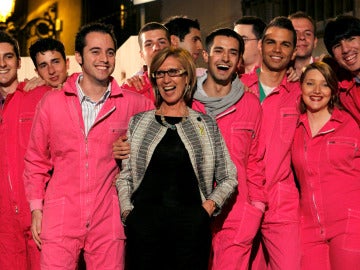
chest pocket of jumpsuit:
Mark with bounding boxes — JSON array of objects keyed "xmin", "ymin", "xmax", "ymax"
[
  {"xmin": 327, "ymin": 136, "xmax": 357, "ymax": 170},
  {"xmin": 279, "ymin": 107, "xmax": 299, "ymax": 143},
  {"xmin": 231, "ymin": 122, "xmax": 255, "ymax": 160},
  {"xmin": 19, "ymin": 112, "xmax": 34, "ymax": 149},
  {"xmin": 108, "ymin": 121, "xmax": 129, "ymax": 142}
]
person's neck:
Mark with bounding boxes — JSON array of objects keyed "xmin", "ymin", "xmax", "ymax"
[
  {"xmin": 259, "ymin": 65, "xmax": 287, "ymax": 88},
  {"xmin": 245, "ymin": 58, "xmax": 261, "ymax": 74},
  {"xmin": 0, "ymin": 80, "xmax": 19, "ymax": 98},
  {"xmin": 158, "ymin": 100, "xmax": 188, "ymax": 117},
  {"xmin": 306, "ymin": 109, "xmax": 331, "ymax": 137},
  {"xmin": 202, "ymin": 74, "xmax": 232, "ymax": 97},
  {"xmin": 79, "ymin": 75, "xmax": 109, "ymax": 102},
  {"xmin": 294, "ymin": 56, "xmax": 312, "ymax": 76}
]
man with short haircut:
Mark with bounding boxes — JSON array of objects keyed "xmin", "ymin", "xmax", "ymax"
[
  {"xmin": 24, "ymin": 23, "xmax": 154, "ymax": 269},
  {"xmin": 0, "ymin": 31, "xmax": 51, "ymax": 270},
  {"xmin": 122, "ymin": 22, "xmax": 170, "ymax": 103},
  {"xmin": 29, "ymin": 37, "xmax": 69, "ymax": 88},
  {"xmin": 324, "ymin": 15, "xmax": 360, "ymax": 125},
  {"xmin": 192, "ymin": 28, "xmax": 266, "ymax": 270},
  {"xmin": 233, "ymin": 16, "xmax": 266, "ymax": 74},
  {"xmin": 163, "ymin": 16, "xmax": 203, "ymax": 63},
  {"xmin": 241, "ymin": 17, "xmax": 301, "ymax": 270},
  {"xmin": 289, "ymin": 11, "xmax": 318, "ymax": 76}
]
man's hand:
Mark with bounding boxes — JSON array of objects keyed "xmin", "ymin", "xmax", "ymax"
[
  {"xmin": 23, "ymin": 77, "xmax": 46, "ymax": 91},
  {"xmin": 125, "ymin": 75, "xmax": 146, "ymax": 91},
  {"xmin": 113, "ymin": 135, "xmax": 130, "ymax": 160},
  {"xmin": 31, "ymin": 210, "xmax": 43, "ymax": 249},
  {"xmin": 286, "ymin": 66, "xmax": 300, "ymax": 82}
]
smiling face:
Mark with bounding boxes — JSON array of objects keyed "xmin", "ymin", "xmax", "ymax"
[
  {"xmin": 75, "ymin": 31, "xmax": 116, "ymax": 84},
  {"xmin": 291, "ymin": 18, "xmax": 317, "ymax": 59},
  {"xmin": 0, "ymin": 42, "xmax": 20, "ymax": 91},
  {"xmin": 155, "ymin": 56, "xmax": 188, "ymax": 107},
  {"xmin": 332, "ymin": 36, "xmax": 360, "ymax": 77},
  {"xmin": 204, "ymin": 35, "xmax": 240, "ymax": 84},
  {"xmin": 35, "ymin": 50, "xmax": 69, "ymax": 88},
  {"xmin": 261, "ymin": 26, "xmax": 296, "ymax": 72},
  {"xmin": 301, "ymin": 69, "xmax": 332, "ymax": 114}
]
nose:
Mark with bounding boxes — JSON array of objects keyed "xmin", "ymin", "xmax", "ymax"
[
  {"xmin": 273, "ymin": 42, "xmax": 283, "ymax": 53},
  {"xmin": 340, "ymin": 40, "xmax": 351, "ymax": 53},
  {"xmin": 0, "ymin": 58, "xmax": 6, "ymax": 67},
  {"xmin": 196, "ymin": 40, "xmax": 203, "ymax": 50},
  {"xmin": 297, "ymin": 32, "xmax": 305, "ymax": 41},
  {"xmin": 152, "ymin": 42, "xmax": 160, "ymax": 51},
  {"xmin": 47, "ymin": 64, "xmax": 55, "ymax": 75},
  {"xmin": 162, "ymin": 72, "xmax": 172, "ymax": 82},
  {"xmin": 222, "ymin": 51, "xmax": 229, "ymax": 62},
  {"xmin": 313, "ymin": 84, "xmax": 321, "ymax": 93},
  {"xmin": 98, "ymin": 51, "xmax": 109, "ymax": 63}
]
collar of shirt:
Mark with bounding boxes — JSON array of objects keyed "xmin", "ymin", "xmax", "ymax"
[
  {"xmin": 355, "ymin": 76, "xmax": 360, "ymax": 84},
  {"xmin": 76, "ymin": 74, "xmax": 111, "ymax": 105}
]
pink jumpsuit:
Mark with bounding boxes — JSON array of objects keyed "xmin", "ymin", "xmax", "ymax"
[
  {"xmin": 192, "ymin": 91, "xmax": 266, "ymax": 270},
  {"xmin": 24, "ymin": 73, "xmax": 154, "ymax": 270},
  {"xmin": 0, "ymin": 82, "xmax": 49, "ymax": 270},
  {"xmin": 338, "ymin": 78, "xmax": 360, "ymax": 126},
  {"xmin": 121, "ymin": 72, "xmax": 156, "ymax": 104},
  {"xmin": 291, "ymin": 108, "xmax": 360, "ymax": 270},
  {"xmin": 241, "ymin": 71, "xmax": 301, "ymax": 270}
]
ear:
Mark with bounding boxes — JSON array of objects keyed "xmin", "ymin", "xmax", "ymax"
[
  {"xmin": 258, "ymin": 39, "xmax": 262, "ymax": 52},
  {"xmin": 313, "ymin": 37, "xmax": 318, "ymax": 49},
  {"xmin": 291, "ymin": 48, "xmax": 297, "ymax": 61},
  {"xmin": 202, "ymin": 50, "xmax": 209, "ymax": 63},
  {"xmin": 170, "ymin": 35, "xmax": 180, "ymax": 47},
  {"xmin": 75, "ymin": 51, "xmax": 82, "ymax": 65},
  {"xmin": 65, "ymin": 58, "xmax": 70, "ymax": 70},
  {"xmin": 17, "ymin": 58, "xmax": 21, "ymax": 70}
]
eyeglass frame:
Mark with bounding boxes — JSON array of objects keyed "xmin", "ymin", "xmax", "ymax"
[{"xmin": 151, "ymin": 68, "xmax": 187, "ymax": 79}]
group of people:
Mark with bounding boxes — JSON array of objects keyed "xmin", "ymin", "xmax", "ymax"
[{"xmin": 1, "ymin": 9, "xmax": 360, "ymax": 270}]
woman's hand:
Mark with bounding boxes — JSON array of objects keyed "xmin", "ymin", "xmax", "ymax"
[{"xmin": 202, "ymin": 200, "xmax": 217, "ymax": 217}]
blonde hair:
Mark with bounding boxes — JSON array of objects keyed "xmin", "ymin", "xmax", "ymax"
[{"xmin": 149, "ymin": 47, "xmax": 197, "ymax": 108}]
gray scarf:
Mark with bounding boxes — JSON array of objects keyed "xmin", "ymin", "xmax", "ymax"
[{"xmin": 194, "ymin": 72, "xmax": 245, "ymax": 117}]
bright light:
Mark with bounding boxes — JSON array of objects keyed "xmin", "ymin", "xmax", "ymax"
[
  {"xmin": 0, "ymin": 0, "xmax": 15, "ymax": 23},
  {"xmin": 133, "ymin": 0, "xmax": 156, "ymax": 5}
]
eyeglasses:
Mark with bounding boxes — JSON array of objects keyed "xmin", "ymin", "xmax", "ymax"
[
  {"xmin": 151, "ymin": 69, "xmax": 187, "ymax": 79},
  {"xmin": 242, "ymin": 37, "xmax": 259, "ymax": 43}
]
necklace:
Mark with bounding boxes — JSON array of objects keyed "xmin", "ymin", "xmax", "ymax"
[{"xmin": 159, "ymin": 107, "xmax": 188, "ymax": 130}]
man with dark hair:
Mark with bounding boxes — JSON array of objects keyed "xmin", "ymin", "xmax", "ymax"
[
  {"xmin": 24, "ymin": 23, "xmax": 154, "ymax": 269},
  {"xmin": 324, "ymin": 15, "xmax": 360, "ymax": 125},
  {"xmin": 123, "ymin": 22, "xmax": 170, "ymax": 103},
  {"xmin": 29, "ymin": 38, "xmax": 69, "ymax": 88},
  {"xmin": 192, "ymin": 28, "xmax": 266, "ymax": 270},
  {"xmin": 289, "ymin": 11, "xmax": 318, "ymax": 76},
  {"xmin": 233, "ymin": 16, "xmax": 266, "ymax": 73},
  {"xmin": 241, "ymin": 16, "xmax": 301, "ymax": 269},
  {"xmin": 0, "ymin": 31, "xmax": 51, "ymax": 270},
  {"xmin": 163, "ymin": 15, "xmax": 203, "ymax": 62}
]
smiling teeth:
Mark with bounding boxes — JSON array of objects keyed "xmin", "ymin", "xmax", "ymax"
[
  {"xmin": 217, "ymin": 65, "xmax": 229, "ymax": 70},
  {"xmin": 345, "ymin": 54, "xmax": 356, "ymax": 61},
  {"xmin": 164, "ymin": 86, "xmax": 176, "ymax": 91}
]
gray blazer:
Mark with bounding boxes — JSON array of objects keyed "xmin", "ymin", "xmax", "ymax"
[{"xmin": 116, "ymin": 108, "xmax": 237, "ymax": 216}]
